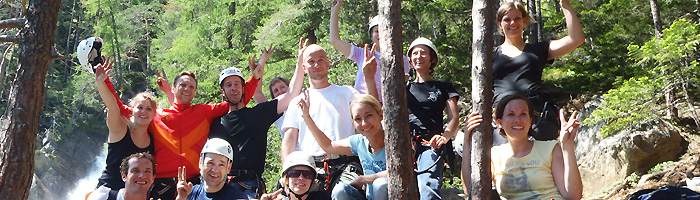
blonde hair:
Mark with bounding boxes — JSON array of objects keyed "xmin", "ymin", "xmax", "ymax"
[
  {"xmin": 279, "ymin": 166, "xmax": 319, "ymax": 193},
  {"xmin": 350, "ymin": 94, "xmax": 382, "ymax": 116},
  {"xmin": 128, "ymin": 91, "xmax": 157, "ymax": 109}
]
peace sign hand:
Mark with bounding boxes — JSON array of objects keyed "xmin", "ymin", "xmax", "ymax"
[
  {"xmin": 176, "ymin": 166, "xmax": 193, "ymax": 199},
  {"xmin": 362, "ymin": 43, "xmax": 378, "ymax": 77},
  {"xmin": 558, "ymin": 109, "xmax": 580, "ymax": 151}
]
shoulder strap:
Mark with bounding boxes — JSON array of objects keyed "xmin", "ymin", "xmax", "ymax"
[{"xmin": 107, "ymin": 189, "xmax": 119, "ymax": 200}]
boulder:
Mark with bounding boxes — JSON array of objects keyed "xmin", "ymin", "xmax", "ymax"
[
  {"xmin": 574, "ymin": 96, "xmax": 604, "ymax": 160},
  {"xmin": 578, "ymin": 120, "xmax": 684, "ymax": 197}
]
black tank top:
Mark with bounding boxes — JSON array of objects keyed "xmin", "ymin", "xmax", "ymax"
[{"xmin": 96, "ymin": 129, "xmax": 154, "ymax": 189}]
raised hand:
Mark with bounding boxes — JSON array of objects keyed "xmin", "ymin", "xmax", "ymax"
[
  {"xmin": 331, "ymin": 0, "xmax": 343, "ymax": 13},
  {"xmin": 176, "ymin": 166, "xmax": 193, "ymax": 199},
  {"xmin": 155, "ymin": 68, "xmax": 171, "ymax": 92},
  {"xmin": 297, "ymin": 37, "xmax": 309, "ymax": 58},
  {"xmin": 259, "ymin": 43, "xmax": 277, "ymax": 64},
  {"xmin": 558, "ymin": 109, "xmax": 580, "ymax": 150},
  {"xmin": 362, "ymin": 43, "xmax": 378, "ymax": 77},
  {"xmin": 248, "ymin": 54, "xmax": 264, "ymax": 80},
  {"xmin": 298, "ymin": 89, "xmax": 311, "ymax": 119},
  {"xmin": 95, "ymin": 56, "xmax": 113, "ymax": 82}
]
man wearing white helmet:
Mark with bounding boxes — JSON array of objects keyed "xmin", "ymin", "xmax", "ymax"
[
  {"xmin": 329, "ymin": 0, "xmax": 410, "ymax": 102},
  {"xmin": 208, "ymin": 42, "xmax": 304, "ymax": 199},
  {"xmin": 176, "ymin": 138, "xmax": 239, "ymax": 200}
]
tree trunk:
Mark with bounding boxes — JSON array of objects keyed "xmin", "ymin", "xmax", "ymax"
[
  {"xmin": 377, "ymin": 0, "xmax": 418, "ymax": 199},
  {"xmin": 466, "ymin": 0, "xmax": 495, "ymax": 199},
  {"xmin": 649, "ymin": 0, "xmax": 663, "ymax": 37},
  {"xmin": 527, "ymin": 0, "xmax": 538, "ymax": 43},
  {"xmin": 0, "ymin": 0, "xmax": 60, "ymax": 199}
]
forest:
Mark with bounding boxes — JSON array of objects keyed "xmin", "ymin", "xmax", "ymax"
[{"xmin": 0, "ymin": 0, "xmax": 699, "ymax": 199}]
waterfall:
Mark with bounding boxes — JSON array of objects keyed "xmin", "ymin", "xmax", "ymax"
[{"xmin": 66, "ymin": 146, "xmax": 107, "ymax": 200}]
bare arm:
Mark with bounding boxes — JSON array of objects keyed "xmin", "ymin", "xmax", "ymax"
[
  {"xmin": 548, "ymin": 0, "xmax": 585, "ymax": 60},
  {"xmin": 276, "ymin": 38, "xmax": 307, "ymax": 114},
  {"xmin": 552, "ymin": 110, "xmax": 583, "ymax": 200},
  {"xmin": 349, "ymin": 170, "xmax": 388, "ymax": 189},
  {"xmin": 281, "ymin": 128, "xmax": 299, "ymax": 163},
  {"xmin": 429, "ymin": 96, "xmax": 460, "ymax": 149},
  {"xmin": 253, "ymin": 79, "xmax": 268, "ymax": 103},
  {"xmin": 461, "ymin": 112, "xmax": 485, "ymax": 194},
  {"xmin": 95, "ymin": 57, "xmax": 128, "ymax": 143},
  {"xmin": 298, "ymin": 90, "xmax": 352, "ymax": 155},
  {"xmin": 252, "ymin": 44, "xmax": 276, "ymax": 103},
  {"xmin": 155, "ymin": 69, "xmax": 174, "ymax": 105},
  {"xmin": 362, "ymin": 43, "xmax": 379, "ymax": 99},
  {"xmin": 329, "ymin": 0, "xmax": 352, "ymax": 57}
]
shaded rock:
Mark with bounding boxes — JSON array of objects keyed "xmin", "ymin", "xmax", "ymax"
[
  {"xmin": 574, "ymin": 96, "xmax": 604, "ymax": 160},
  {"xmin": 578, "ymin": 120, "xmax": 684, "ymax": 197}
]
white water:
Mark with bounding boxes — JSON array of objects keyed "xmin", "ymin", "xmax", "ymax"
[{"xmin": 66, "ymin": 146, "xmax": 107, "ymax": 200}]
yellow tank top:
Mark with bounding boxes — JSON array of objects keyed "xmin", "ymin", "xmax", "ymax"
[{"xmin": 491, "ymin": 140, "xmax": 564, "ymax": 200}]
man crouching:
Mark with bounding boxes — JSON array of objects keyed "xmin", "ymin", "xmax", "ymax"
[{"xmin": 176, "ymin": 138, "xmax": 237, "ymax": 200}]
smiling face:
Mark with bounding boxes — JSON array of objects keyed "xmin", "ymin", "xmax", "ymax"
[
  {"xmin": 270, "ymin": 80, "xmax": 289, "ymax": 98},
  {"xmin": 370, "ymin": 26, "xmax": 379, "ymax": 44},
  {"xmin": 131, "ymin": 99, "xmax": 155, "ymax": 126},
  {"xmin": 121, "ymin": 158, "xmax": 155, "ymax": 194},
  {"xmin": 286, "ymin": 166, "xmax": 314, "ymax": 194},
  {"xmin": 172, "ymin": 75, "xmax": 197, "ymax": 104},
  {"xmin": 499, "ymin": 9, "xmax": 525, "ymax": 37},
  {"xmin": 221, "ymin": 75, "xmax": 245, "ymax": 104},
  {"xmin": 496, "ymin": 99, "xmax": 533, "ymax": 139},
  {"xmin": 352, "ymin": 103, "xmax": 383, "ymax": 138},
  {"xmin": 410, "ymin": 45, "xmax": 434, "ymax": 72},
  {"xmin": 303, "ymin": 45, "xmax": 331, "ymax": 81},
  {"xmin": 199, "ymin": 153, "xmax": 231, "ymax": 189}
]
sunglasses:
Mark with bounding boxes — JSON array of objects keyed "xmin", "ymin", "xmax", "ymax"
[{"xmin": 287, "ymin": 169, "xmax": 314, "ymax": 179}]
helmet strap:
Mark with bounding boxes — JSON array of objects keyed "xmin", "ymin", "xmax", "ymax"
[{"xmin": 287, "ymin": 186, "xmax": 309, "ymax": 200}]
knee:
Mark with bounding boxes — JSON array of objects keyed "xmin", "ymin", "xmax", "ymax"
[
  {"xmin": 331, "ymin": 183, "xmax": 353, "ymax": 199},
  {"xmin": 372, "ymin": 178, "xmax": 387, "ymax": 191}
]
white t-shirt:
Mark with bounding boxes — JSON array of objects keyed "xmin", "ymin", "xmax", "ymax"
[
  {"xmin": 282, "ymin": 84, "xmax": 359, "ymax": 156},
  {"xmin": 274, "ymin": 111, "xmax": 287, "ymax": 138},
  {"xmin": 87, "ymin": 186, "xmax": 125, "ymax": 200},
  {"xmin": 348, "ymin": 45, "xmax": 410, "ymax": 102}
]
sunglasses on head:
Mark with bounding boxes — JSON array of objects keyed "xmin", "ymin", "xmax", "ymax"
[{"xmin": 287, "ymin": 169, "xmax": 314, "ymax": 179}]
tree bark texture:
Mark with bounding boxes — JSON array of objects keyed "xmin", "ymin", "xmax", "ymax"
[
  {"xmin": 468, "ymin": 0, "xmax": 495, "ymax": 199},
  {"xmin": 527, "ymin": 0, "xmax": 539, "ymax": 43},
  {"xmin": 0, "ymin": 0, "xmax": 60, "ymax": 199},
  {"xmin": 377, "ymin": 0, "xmax": 418, "ymax": 199},
  {"xmin": 649, "ymin": 0, "xmax": 663, "ymax": 38}
]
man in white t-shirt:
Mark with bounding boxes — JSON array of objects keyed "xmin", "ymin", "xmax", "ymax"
[{"xmin": 281, "ymin": 44, "xmax": 360, "ymax": 162}]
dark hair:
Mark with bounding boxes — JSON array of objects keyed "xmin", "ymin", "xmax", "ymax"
[
  {"xmin": 408, "ymin": 45, "xmax": 438, "ymax": 74},
  {"xmin": 120, "ymin": 152, "xmax": 156, "ymax": 176},
  {"xmin": 496, "ymin": 1, "xmax": 535, "ymax": 35},
  {"xmin": 494, "ymin": 94, "xmax": 536, "ymax": 137},
  {"xmin": 173, "ymin": 71, "xmax": 197, "ymax": 87},
  {"xmin": 268, "ymin": 76, "xmax": 290, "ymax": 97}
]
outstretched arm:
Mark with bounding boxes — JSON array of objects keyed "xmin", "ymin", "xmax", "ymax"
[
  {"xmin": 461, "ymin": 112, "xmax": 484, "ymax": 194},
  {"xmin": 94, "ymin": 57, "xmax": 128, "ymax": 143},
  {"xmin": 548, "ymin": 0, "xmax": 585, "ymax": 60},
  {"xmin": 329, "ymin": 0, "xmax": 353, "ymax": 57},
  {"xmin": 298, "ymin": 90, "xmax": 352, "ymax": 155},
  {"xmin": 249, "ymin": 44, "xmax": 276, "ymax": 104},
  {"xmin": 552, "ymin": 109, "xmax": 583, "ymax": 200},
  {"xmin": 276, "ymin": 38, "xmax": 307, "ymax": 114}
]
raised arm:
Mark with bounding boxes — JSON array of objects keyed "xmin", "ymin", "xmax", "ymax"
[
  {"xmin": 155, "ymin": 68, "xmax": 175, "ymax": 106},
  {"xmin": 329, "ymin": 0, "xmax": 353, "ymax": 57},
  {"xmin": 250, "ymin": 44, "xmax": 276, "ymax": 104},
  {"xmin": 362, "ymin": 43, "xmax": 379, "ymax": 100},
  {"xmin": 94, "ymin": 57, "xmax": 128, "ymax": 143},
  {"xmin": 548, "ymin": 0, "xmax": 585, "ymax": 60},
  {"xmin": 276, "ymin": 38, "xmax": 307, "ymax": 114},
  {"xmin": 552, "ymin": 109, "xmax": 583, "ymax": 200},
  {"xmin": 298, "ymin": 90, "xmax": 352, "ymax": 155}
]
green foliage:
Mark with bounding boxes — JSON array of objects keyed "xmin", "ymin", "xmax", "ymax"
[
  {"xmin": 648, "ymin": 161, "xmax": 676, "ymax": 174},
  {"xmin": 585, "ymin": 19, "xmax": 700, "ymax": 137},
  {"xmin": 626, "ymin": 172, "xmax": 641, "ymax": 188}
]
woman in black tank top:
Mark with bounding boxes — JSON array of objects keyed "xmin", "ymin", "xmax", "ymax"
[{"xmin": 92, "ymin": 57, "xmax": 157, "ymax": 190}]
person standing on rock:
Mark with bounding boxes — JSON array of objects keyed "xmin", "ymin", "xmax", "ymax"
[{"xmin": 463, "ymin": 94, "xmax": 583, "ymax": 200}]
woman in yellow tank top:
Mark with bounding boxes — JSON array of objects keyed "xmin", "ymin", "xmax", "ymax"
[{"xmin": 463, "ymin": 94, "xmax": 583, "ymax": 200}]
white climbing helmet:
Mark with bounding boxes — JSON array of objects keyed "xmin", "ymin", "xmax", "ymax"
[
  {"xmin": 76, "ymin": 37, "xmax": 103, "ymax": 74},
  {"xmin": 282, "ymin": 151, "xmax": 316, "ymax": 178},
  {"xmin": 408, "ymin": 37, "xmax": 440, "ymax": 69},
  {"xmin": 218, "ymin": 67, "xmax": 245, "ymax": 86},
  {"xmin": 368, "ymin": 15, "xmax": 380, "ymax": 39},
  {"xmin": 200, "ymin": 138, "xmax": 234, "ymax": 162}
]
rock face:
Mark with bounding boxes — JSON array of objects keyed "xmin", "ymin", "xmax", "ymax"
[
  {"xmin": 29, "ymin": 127, "xmax": 107, "ymax": 200},
  {"xmin": 577, "ymin": 120, "xmax": 684, "ymax": 197},
  {"xmin": 574, "ymin": 96, "xmax": 604, "ymax": 160}
]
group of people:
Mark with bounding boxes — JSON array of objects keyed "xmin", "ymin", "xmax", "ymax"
[{"xmin": 81, "ymin": 0, "xmax": 586, "ymax": 199}]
